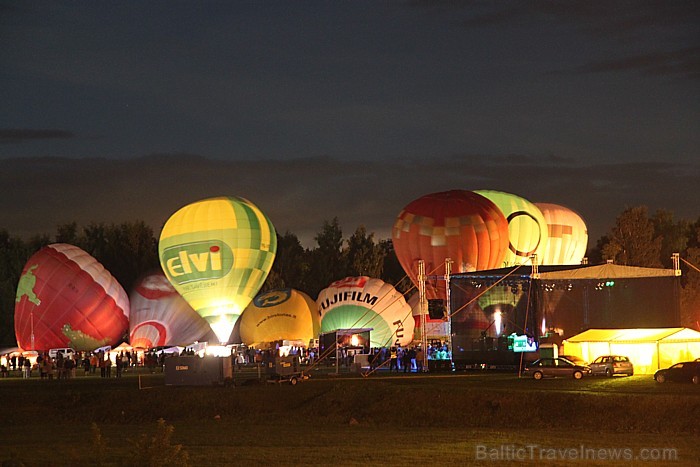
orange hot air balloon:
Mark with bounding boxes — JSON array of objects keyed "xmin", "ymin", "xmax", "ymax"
[
  {"xmin": 14, "ymin": 243, "xmax": 129, "ymax": 352},
  {"xmin": 392, "ymin": 190, "xmax": 509, "ymax": 299}
]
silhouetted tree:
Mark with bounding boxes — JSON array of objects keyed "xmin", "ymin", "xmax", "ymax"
[
  {"xmin": 268, "ymin": 231, "xmax": 310, "ymax": 291},
  {"xmin": 81, "ymin": 221, "xmax": 159, "ymax": 292},
  {"xmin": 306, "ymin": 218, "xmax": 346, "ymax": 297},
  {"xmin": 55, "ymin": 222, "xmax": 80, "ymax": 245},
  {"xmin": 601, "ymin": 206, "xmax": 662, "ymax": 267},
  {"xmin": 378, "ymin": 239, "xmax": 413, "ymax": 294},
  {"xmin": 652, "ymin": 209, "xmax": 690, "ymax": 268},
  {"xmin": 344, "ymin": 225, "xmax": 384, "ymax": 278}
]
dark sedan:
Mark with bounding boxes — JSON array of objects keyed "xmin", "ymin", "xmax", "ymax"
[
  {"xmin": 654, "ymin": 361, "xmax": 700, "ymax": 384},
  {"xmin": 524, "ymin": 357, "xmax": 591, "ymax": 380}
]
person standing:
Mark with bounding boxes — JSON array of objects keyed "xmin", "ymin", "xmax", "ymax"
[
  {"xmin": 415, "ymin": 346, "xmax": 424, "ymax": 373},
  {"xmin": 115, "ymin": 354, "xmax": 122, "ymax": 378},
  {"xmin": 105, "ymin": 353, "xmax": 112, "ymax": 378},
  {"xmin": 99, "ymin": 352, "xmax": 107, "ymax": 378},
  {"xmin": 22, "ymin": 358, "xmax": 31, "ymax": 378},
  {"xmin": 402, "ymin": 348, "xmax": 412, "ymax": 373},
  {"xmin": 83, "ymin": 355, "xmax": 91, "ymax": 376},
  {"xmin": 389, "ymin": 347, "xmax": 398, "ymax": 372}
]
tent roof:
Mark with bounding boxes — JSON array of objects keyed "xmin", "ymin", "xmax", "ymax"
[
  {"xmin": 451, "ymin": 263, "xmax": 678, "ymax": 281},
  {"xmin": 564, "ymin": 327, "xmax": 700, "ymax": 344},
  {"xmin": 537, "ymin": 263, "xmax": 678, "ymax": 280}
]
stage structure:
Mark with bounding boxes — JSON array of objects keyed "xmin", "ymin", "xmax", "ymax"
[
  {"xmin": 444, "ymin": 255, "xmax": 682, "ymax": 369},
  {"xmin": 415, "ymin": 259, "xmax": 454, "ymax": 372}
]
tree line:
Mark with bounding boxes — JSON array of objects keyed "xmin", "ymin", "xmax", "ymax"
[{"xmin": 1, "ymin": 207, "xmax": 699, "ymax": 346}]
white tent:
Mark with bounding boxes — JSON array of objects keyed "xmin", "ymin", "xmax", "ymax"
[
  {"xmin": 562, "ymin": 328, "xmax": 700, "ymax": 374},
  {"xmin": 536, "ymin": 263, "xmax": 678, "ymax": 280}
]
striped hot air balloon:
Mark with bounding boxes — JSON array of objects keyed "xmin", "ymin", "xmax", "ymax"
[
  {"xmin": 14, "ymin": 243, "xmax": 129, "ymax": 351},
  {"xmin": 158, "ymin": 197, "xmax": 277, "ymax": 344},
  {"xmin": 392, "ymin": 190, "xmax": 509, "ymax": 299},
  {"xmin": 129, "ymin": 271, "xmax": 215, "ymax": 349},
  {"xmin": 534, "ymin": 202, "xmax": 588, "ymax": 265}
]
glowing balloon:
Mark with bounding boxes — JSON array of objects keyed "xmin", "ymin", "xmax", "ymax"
[
  {"xmin": 317, "ymin": 276, "xmax": 415, "ymax": 348},
  {"xmin": 407, "ymin": 293, "xmax": 449, "ymax": 341},
  {"xmin": 534, "ymin": 202, "xmax": 588, "ymax": 265},
  {"xmin": 392, "ymin": 190, "xmax": 509, "ymax": 298},
  {"xmin": 159, "ymin": 196, "xmax": 277, "ymax": 344},
  {"xmin": 474, "ymin": 190, "xmax": 548, "ymax": 267},
  {"xmin": 129, "ymin": 272, "xmax": 216, "ymax": 349},
  {"xmin": 14, "ymin": 243, "xmax": 129, "ymax": 351},
  {"xmin": 477, "ymin": 284, "xmax": 523, "ymax": 311},
  {"xmin": 239, "ymin": 288, "xmax": 320, "ymax": 346}
]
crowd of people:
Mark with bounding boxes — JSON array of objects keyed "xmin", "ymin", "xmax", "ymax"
[
  {"xmin": 1, "ymin": 349, "xmax": 141, "ymax": 379},
  {"xmin": 365, "ymin": 343, "xmax": 452, "ymax": 373},
  {"xmin": 0, "ymin": 341, "xmax": 454, "ymax": 378}
]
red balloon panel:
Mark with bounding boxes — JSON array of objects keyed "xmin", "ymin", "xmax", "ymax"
[{"xmin": 14, "ymin": 244, "xmax": 129, "ymax": 351}]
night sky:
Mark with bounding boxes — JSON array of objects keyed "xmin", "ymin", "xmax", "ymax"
[{"xmin": 1, "ymin": 1, "xmax": 698, "ymax": 247}]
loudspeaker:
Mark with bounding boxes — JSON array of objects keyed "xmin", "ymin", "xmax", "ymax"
[{"xmin": 428, "ymin": 299, "xmax": 446, "ymax": 319}]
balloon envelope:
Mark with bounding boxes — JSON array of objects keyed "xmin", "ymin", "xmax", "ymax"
[
  {"xmin": 318, "ymin": 276, "xmax": 414, "ymax": 348},
  {"xmin": 14, "ymin": 243, "xmax": 129, "ymax": 351},
  {"xmin": 407, "ymin": 293, "xmax": 449, "ymax": 341},
  {"xmin": 474, "ymin": 190, "xmax": 548, "ymax": 267},
  {"xmin": 129, "ymin": 272, "xmax": 216, "ymax": 349},
  {"xmin": 159, "ymin": 196, "xmax": 277, "ymax": 344},
  {"xmin": 240, "ymin": 288, "xmax": 320, "ymax": 346},
  {"xmin": 392, "ymin": 190, "xmax": 509, "ymax": 299},
  {"xmin": 534, "ymin": 203, "xmax": 588, "ymax": 265}
]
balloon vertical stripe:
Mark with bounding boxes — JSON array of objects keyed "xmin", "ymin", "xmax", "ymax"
[{"xmin": 159, "ymin": 196, "xmax": 276, "ymax": 344}]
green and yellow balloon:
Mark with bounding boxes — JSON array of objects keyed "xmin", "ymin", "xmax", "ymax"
[{"xmin": 159, "ymin": 197, "xmax": 277, "ymax": 344}]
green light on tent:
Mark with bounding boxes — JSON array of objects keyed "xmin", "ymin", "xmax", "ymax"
[{"xmin": 605, "ymin": 281, "xmax": 615, "ymax": 287}]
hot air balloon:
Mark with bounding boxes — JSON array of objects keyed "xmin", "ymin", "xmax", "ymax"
[
  {"xmin": 159, "ymin": 196, "xmax": 277, "ymax": 344},
  {"xmin": 392, "ymin": 190, "xmax": 509, "ymax": 299},
  {"xmin": 474, "ymin": 190, "xmax": 548, "ymax": 267},
  {"xmin": 14, "ymin": 243, "xmax": 129, "ymax": 352},
  {"xmin": 407, "ymin": 293, "xmax": 449, "ymax": 341},
  {"xmin": 129, "ymin": 271, "xmax": 216, "ymax": 349},
  {"xmin": 239, "ymin": 288, "xmax": 320, "ymax": 346},
  {"xmin": 317, "ymin": 276, "xmax": 414, "ymax": 348},
  {"xmin": 476, "ymin": 284, "xmax": 524, "ymax": 337},
  {"xmin": 534, "ymin": 202, "xmax": 588, "ymax": 265}
]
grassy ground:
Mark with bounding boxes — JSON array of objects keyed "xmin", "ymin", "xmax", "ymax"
[{"xmin": 0, "ymin": 368, "xmax": 698, "ymax": 466}]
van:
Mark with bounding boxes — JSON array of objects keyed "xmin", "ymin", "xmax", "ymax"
[{"xmin": 48, "ymin": 348, "xmax": 75, "ymax": 359}]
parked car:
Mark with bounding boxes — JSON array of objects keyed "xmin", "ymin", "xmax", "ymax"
[
  {"xmin": 524, "ymin": 357, "xmax": 591, "ymax": 380},
  {"xmin": 654, "ymin": 361, "xmax": 700, "ymax": 384},
  {"xmin": 559, "ymin": 355, "xmax": 587, "ymax": 366},
  {"xmin": 589, "ymin": 355, "xmax": 634, "ymax": 377}
]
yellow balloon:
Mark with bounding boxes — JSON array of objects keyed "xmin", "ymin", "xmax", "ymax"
[
  {"xmin": 474, "ymin": 190, "xmax": 548, "ymax": 267},
  {"xmin": 159, "ymin": 197, "xmax": 276, "ymax": 343},
  {"xmin": 239, "ymin": 288, "xmax": 320, "ymax": 346}
]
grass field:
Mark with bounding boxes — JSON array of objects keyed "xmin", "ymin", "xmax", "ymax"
[{"xmin": 1, "ymin": 368, "xmax": 698, "ymax": 466}]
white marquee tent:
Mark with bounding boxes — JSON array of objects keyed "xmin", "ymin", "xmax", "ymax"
[{"xmin": 562, "ymin": 328, "xmax": 700, "ymax": 374}]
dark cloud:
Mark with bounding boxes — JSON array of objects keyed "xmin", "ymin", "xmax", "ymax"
[
  {"xmin": 1, "ymin": 154, "xmax": 697, "ymax": 249},
  {"xmin": 0, "ymin": 129, "xmax": 75, "ymax": 143},
  {"xmin": 568, "ymin": 47, "xmax": 700, "ymax": 79},
  {"xmin": 456, "ymin": 0, "xmax": 699, "ymax": 34}
]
